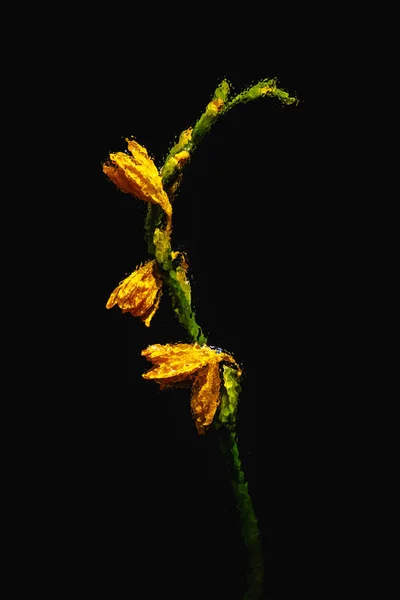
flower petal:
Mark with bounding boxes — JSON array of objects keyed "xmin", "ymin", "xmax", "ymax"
[
  {"xmin": 140, "ymin": 289, "xmax": 162, "ymax": 327},
  {"xmin": 190, "ymin": 360, "xmax": 221, "ymax": 434},
  {"xmin": 141, "ymin": 343, "xmax": 217, "ymax": 385}
]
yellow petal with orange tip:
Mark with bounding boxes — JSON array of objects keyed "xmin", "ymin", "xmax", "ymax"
[{"xmin": 190, "ymin": 359, "xmax": 221, "ymax": 435}]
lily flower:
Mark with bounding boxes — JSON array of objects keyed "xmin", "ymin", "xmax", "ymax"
[
  {"xmin": 106, "ymin": 260, "xmax": 162, "ymax": 327},
  {"xmin": 142, "ymin": 343, "xmax": 241, "ymax": 434},
  {"xmin": 103, "ymin": 138, "xmax": 172, "ymax": 233}
]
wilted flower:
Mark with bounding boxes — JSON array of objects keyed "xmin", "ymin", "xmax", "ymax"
[
  {"xmin": 142, "ymin": 343, "xmax": 241, "ymax": 434},
  {"xmin": 103, "ymin": 138, "xmax": 172, "ymax": 233},
  {"xmin": 106, "ymin": 260, "xmax": 162, "ymax": 327}
]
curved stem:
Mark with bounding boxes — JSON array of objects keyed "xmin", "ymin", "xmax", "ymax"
[
  {"xmin": 219, "ymin": 429, "xmax": 264, "ymax": 600},
  {"xmin": 159, "ymin": 78, "xmax": 297, "ymax": 198},
  {"xmin": 145, "ymin": 78, "xmax": 297, "ymax": 347},
  {"xmin": 143, "ymin": 78, "xmax": 294, "ymax": 598}
]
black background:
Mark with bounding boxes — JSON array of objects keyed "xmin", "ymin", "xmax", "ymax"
[{"xmin": 22, "ymin": 28, "xmax": 328, "ymax": 598}]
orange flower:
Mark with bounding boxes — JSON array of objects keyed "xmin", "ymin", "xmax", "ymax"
[
  {"xmin": 106, "ymin": 260, "xmax": 162, "ymax": 327},
  {"xmin": 142, "ymin": 343, "xmax": 241, "ymax": 434},
  {"xmin": 103, "ymin": 138, "xmax": 172, "ymax": 233}
]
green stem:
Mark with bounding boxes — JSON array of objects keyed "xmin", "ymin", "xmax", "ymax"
[
  {"xmin": 158, "ymin": 77, "xmax": 297, "ymax": 198},
  {"xmin": 143, "ymin": 78, "xmax": 295, "ymax": 597},
  {"xmin": 147, "ymin": 78, "xmax": 296, "ymax": 343},
  {"xmin": 146, "ymin": 77, "xmax": 297, "ymax": 337},
  {"xmin": 219, "ymin": 429, "xmax": 264, "ymax": 600},
  {"xmin": 162, "ymin": 268, "xmax": 207, "ymax": 345}
]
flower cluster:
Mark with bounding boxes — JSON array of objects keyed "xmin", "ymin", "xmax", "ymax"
[
  {"xmin": 104, "ymin": 136, "xmax": 242, "ymax": 435},
  {"xmin": 104, "ymin": 138, "xmax": 193, "ymax": 327}
]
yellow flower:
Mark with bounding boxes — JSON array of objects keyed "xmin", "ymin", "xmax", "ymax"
[
  {"xmin": 190, "ymin": 359, "xmax": 221, "ymax": 435},
  {"xmin": 106, "ymin": 260, "xmax": 162, "ymax": 327},
  {"xmin": 142, "ymin": 343, "xmax": 241, "ymax": 434},
  {"xmin": 103, "ymin": 138, "xmax": 172, "ymax": 233}
]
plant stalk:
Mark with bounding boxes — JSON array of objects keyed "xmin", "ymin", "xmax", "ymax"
[{"xmin": 219, "ymin": 429, "xmax": 264, "ymax": 600}]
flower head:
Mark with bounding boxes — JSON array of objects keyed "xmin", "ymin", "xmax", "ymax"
[
  {"xmin": 142, "ymin": 343, "xmax": 241, "ymax": 434},
  {"xmin": 103, "ymin": 138, "xmax": 172, "ymax": 233},
  {"xmin": 106, "ymin": 260, "xmax": 162, "ymax": 326}
]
